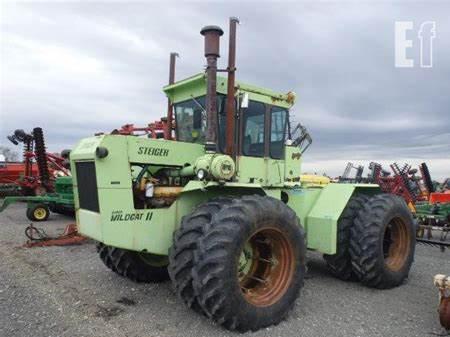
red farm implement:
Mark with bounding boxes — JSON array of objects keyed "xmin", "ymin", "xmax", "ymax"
[
  {"xmin": 340, "ymin": 161, "xmax": 434, "ymax": 211},
  {"xmin": 0, "ymin": 162, "xmax": 38, "ymax": 183},
  {"xmin": 1, "ymin": 128, "xmax": 70, "ymax": 196}
]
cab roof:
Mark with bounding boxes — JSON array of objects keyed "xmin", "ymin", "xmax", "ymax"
[{"xmin": 163, "ymin": 73, "xmax": 296, "ymax": 109}]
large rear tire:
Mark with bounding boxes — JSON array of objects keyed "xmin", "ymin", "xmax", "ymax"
[
  {"xmin": 168, "ymin": 197, "xmax": 232, "ymax": 313},
  {"xmin": 97, "ymin": 243, "xmax": 169, "ymax": 283},
  {"xmin": 350, "ymin": 194, "xmax": 415, "ymax": 289},
  {"xmin": 323, "ymin": 194, "xmax": 369, "ymax": 280},
  {"xmin": 193, "ymin": 195, "xmax": 305, "ymax": 332}
]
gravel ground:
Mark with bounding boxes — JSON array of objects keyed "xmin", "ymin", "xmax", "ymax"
[{"xmin": 0, "ymin": 201, "xmax": 449, "ymax": 337}]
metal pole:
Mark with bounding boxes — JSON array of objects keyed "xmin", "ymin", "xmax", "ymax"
[
  {"xmin": 225, "ymin": 17, "xmax": 239, "ymax": 156},
  {"xmin": 166, "ymin": 52, "xmax": 178, "ymax": 140}
]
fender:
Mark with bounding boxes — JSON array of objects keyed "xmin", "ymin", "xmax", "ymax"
[
  {"xmin": 177, "ymin": 180, "xmax": 269, "ymax": 227},
  {"xmin": 305, "ymin": 183, "xmax": 380, "ymax": 254}
]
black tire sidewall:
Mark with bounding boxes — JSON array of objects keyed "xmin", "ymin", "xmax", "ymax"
[
  {"xmin": 376, "ymin": 197, "xmax": 415, "ymax": 285},
  {"xmin": 27, "ymin": 204, "xmax": 49, "ymax": 222},
  {"xmin": 102, "ymin": 246, "xmax": 169, "ymax": 283},
  {"xmin": 323, "ymin": 194, "xmax": 369, "ymax": 280},
  {"xmin": 214, "ymin": 198, "xmax": 305, "ymax": 328}
]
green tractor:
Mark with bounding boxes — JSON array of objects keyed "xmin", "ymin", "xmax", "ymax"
[
  {"xmin": 0, "ymin": 176, "xmax": 74, "ymax": 221},
  {"xmin": 70, "ymin": 19, "xmax": 415, "ymax": 331}
]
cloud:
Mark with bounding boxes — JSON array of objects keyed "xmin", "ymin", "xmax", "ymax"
[{"xmin": 0, "ymin": 2, "xmax": 449, "ymax": 180}]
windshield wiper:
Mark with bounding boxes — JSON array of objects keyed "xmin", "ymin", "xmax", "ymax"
[{"xmin": 191, "ymin": 96, "xmax": 207, "ymax": 119}]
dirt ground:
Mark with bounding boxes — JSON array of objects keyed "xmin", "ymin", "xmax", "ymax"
[{"xmin": 1, "ymin": 201, "xmax": 449, "ymax": 337}]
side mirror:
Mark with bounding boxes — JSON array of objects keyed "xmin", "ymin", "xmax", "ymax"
[
  {"xmin": 241, "ymin": 93, "xmax": 249, "ymax": 109},
  {"xmin": 291, "ymin": 123, "xmax": 312, "ymax": 154}
]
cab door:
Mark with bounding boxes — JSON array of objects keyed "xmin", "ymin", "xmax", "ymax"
[{"xmin": 236, "ymin": 99, "xmax": 288, "ymax": 187}]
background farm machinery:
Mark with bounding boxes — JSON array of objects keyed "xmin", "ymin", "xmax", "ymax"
[
  {"xmin": 2, "ymin": 127, "xmax": 70, "ymax": 196},
  {"xmin": 415, "ymin": 181, "xmax": 450, "ymax": 250},
  {"xmin": 0, "ymin": 127, "xmax": 74, "ymax": 221},
  {"xmin": 416, "ymin": 200, "xmax": 450, "ymax": 250},
  {"xmin": 0, "ymin": 161, "xmax": 38, "ymax": 196},
  {"xmin": 109, "ymin": 119, "xmax": 172, "ymax": 139},
  {"xmin": 339, "ymin": 161, "xmax": 433, "ymax": 208},
  {"xmin": 0, "ymin": 176, "xmax": 74, "ymax": 221}
]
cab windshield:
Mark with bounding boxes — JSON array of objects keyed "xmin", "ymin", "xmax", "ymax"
[
  {"xmin": 174, "ymin": 94, "xmax": 289, "ymax": 159},
  {"xmin": 174, "ymin": 95, "xmax": 226, "ymax": 146}
]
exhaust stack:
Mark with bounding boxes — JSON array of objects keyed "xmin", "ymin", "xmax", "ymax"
[
  {"xmin": 225, "ymin": 17, "xmax": 239, "ymax": 157},
  {"xmin": 166, "ymin": 52, "xmax": 178, "ymax": 139},
  {"xmin": 200, "ymin": 25, "xmax": 224, "ymax": 152}
]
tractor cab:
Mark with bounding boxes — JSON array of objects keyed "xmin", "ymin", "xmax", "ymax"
[
  {"xmin": 164, "ymin": 73, "xmax": 311, "ymax": 186},
  {"xmin": 160, "ymin": 24, "xmax": 312, "ymax": 188},
  {"xmin": 165, "ymin": 74, "xmax": 293, "ymax": 152}
]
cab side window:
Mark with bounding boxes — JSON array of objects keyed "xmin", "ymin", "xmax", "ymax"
[
  {"xmin": 270, "ymin": 107, "xmax": 287, "ymax": 159},
  {"xmin": 242, "ymin": 101, "xmax": 266, "ymax": 157}
]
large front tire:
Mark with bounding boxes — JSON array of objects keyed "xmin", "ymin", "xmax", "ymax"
[
  {"xmin": 97, "ymin": 243, "xmax": 169, "ymax": 283},
  {"xmin": 168, "ymin": 197, "xmax": 232, "ymax": 312},
  {"xmin": 193, "ymin": 195, "xmax": 306, "ymax": 332},
  {"xmin": 350, "ymin": 194, "xmax": 415, "ymax": 289}
]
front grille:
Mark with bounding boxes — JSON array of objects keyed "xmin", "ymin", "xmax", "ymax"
[{"xmin": 75, "ymin": 161, "xmax": 99, "ymax": 212}]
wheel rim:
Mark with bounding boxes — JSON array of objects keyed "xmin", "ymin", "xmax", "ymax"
[
  {"xmin": 138, "ymin": 252, "xmax": 169, "ymax": 267},
  {"xmin": 33, "ymin": 207, "xmax": 47, "ymax": 220},
  {"xmin": 238, "ymin": 227, "xmax": 295, "ymax": 307},
  {"xmin": 383, "ymin": 217, "xmax": 411, "ymax": 272}
]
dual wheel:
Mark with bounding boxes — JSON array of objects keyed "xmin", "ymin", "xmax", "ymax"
[
  {"xmin": 324, "ymin": 193, "xmax": 415, "ymax": 288},
  {"xmin": 169, "ymin": 196, "xmax": 305, "ymax": 331},
  {"xmin": 97, "ymin": 193, "xmax": 415, "ymax": 331}
]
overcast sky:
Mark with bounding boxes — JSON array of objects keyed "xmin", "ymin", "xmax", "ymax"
[{"xmin": 1, "ymin": 1, "xmax": 449, "ymax": 180}]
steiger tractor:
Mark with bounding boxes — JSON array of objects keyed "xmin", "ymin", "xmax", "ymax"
[{"xmin": 70, "ymin": 18, "xmax": 416, "ymax": 331}]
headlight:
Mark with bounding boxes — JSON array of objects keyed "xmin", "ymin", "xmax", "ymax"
[
  {"xmin": 197, "ymin": 169, "xmax": 206, "ymax": 180},
  {"xmin": 96, "ymin": 146, "xmax": 109, "ymax": 159}
]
